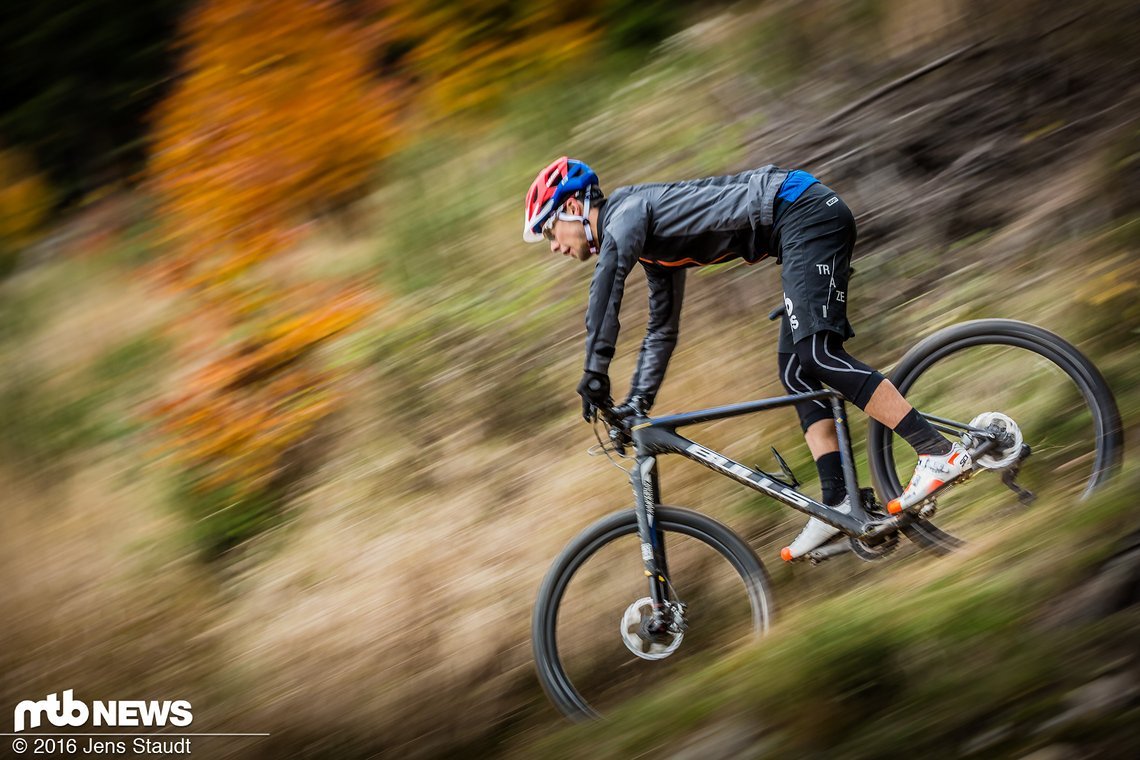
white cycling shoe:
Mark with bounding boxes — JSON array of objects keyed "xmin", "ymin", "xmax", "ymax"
[
  {"xmin": 887, "ymin": 442, "xmax": 973, "ymax": 515},
  {"xmin": 780, "ymin": 497, "xmax": 850, "ymax": 562}
]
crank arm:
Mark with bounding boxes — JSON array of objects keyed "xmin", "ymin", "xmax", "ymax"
[
  {"xmin": 861, "ymin": 513, "xmax": 908, "ymax": 539},
  {"xmin": 805, "ymin": 539, "xmax": 853, "ymax": 565}
]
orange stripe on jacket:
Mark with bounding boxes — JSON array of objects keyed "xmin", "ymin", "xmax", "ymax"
[{"xmin": 639, "ymin": 252, "xmax": 735, "ymax": 268}]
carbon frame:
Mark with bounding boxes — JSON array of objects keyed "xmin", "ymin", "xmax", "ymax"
[{"xmin": 627, "ymin": 389, "xmax": 877, "ymax": 609}]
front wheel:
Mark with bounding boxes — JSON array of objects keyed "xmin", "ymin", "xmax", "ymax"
[
  {"xmin": 867, "ymin": 319, "xmax": 1124, "ymax": 553},
  {"xmin": 532, "ymin": 507, "xmax": 774, "ymax": 720}
]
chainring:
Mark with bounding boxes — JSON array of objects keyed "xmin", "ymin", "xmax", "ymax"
[{"xmin": 849, "ymin": 531, "xmax": 898, "ymax": 561}]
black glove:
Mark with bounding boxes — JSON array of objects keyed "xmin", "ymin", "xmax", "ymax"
[
  {"xmin": 613, "ymin": 395, "xmax": 652, "ymax": 422},
  {"xmin": 576, "ymin": 371, "xmax": 611, "ymax": 422}
]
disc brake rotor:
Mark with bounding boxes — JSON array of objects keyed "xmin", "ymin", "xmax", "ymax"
[
  {"xmin": 620, "ymin": 597, "xmax": 684, "ymax": 661},
  {"xmin": 967, "ymin": 412, "xmax": 1024, "ymax": 469}
]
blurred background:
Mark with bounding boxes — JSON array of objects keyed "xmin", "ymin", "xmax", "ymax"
[{"xmin": 1, "ymin": 0, "xmax": 1138, "ymax": 757}]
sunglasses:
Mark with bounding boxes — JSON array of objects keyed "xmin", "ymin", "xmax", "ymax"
[
  {"xmin": 542, "ymin": 213, "xmax": 558, "ymax": 241},
  {"xmin": 542, "ymin": 210, "xmax": 582, "ymax": 241}
]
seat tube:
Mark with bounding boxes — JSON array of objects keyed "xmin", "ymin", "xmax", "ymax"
[
  {"xmin": 631, "ymin": 454, "xmax": 669, "ymax": 606},
  {"xmin": 829, "ymin": 395, "xmax": 868, "ymax": 521}
]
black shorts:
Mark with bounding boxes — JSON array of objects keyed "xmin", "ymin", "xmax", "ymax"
[{"xmin": 774, "ymin": 182, "xmax": 857, "ymax": 354}]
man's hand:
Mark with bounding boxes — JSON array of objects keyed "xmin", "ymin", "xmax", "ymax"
[
  {"xmin": 576, "ymin": 371, "xmax": 611, "ymax": 422},
  {"xmin": 613, "ymin": 395, "xmax": 651, "ymax": 422}
]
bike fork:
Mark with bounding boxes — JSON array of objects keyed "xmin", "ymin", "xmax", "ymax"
[{"xmin": 632, "ymin": 455, "xmax": 670, "ymax": 608}]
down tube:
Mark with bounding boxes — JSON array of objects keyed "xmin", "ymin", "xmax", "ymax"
[{"xmin": 631, "ymin": 455, "xmax": 669, "ymax": 607}]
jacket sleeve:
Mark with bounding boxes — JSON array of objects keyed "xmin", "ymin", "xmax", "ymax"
[
  {"xmin": 628, "ymin": 265, "xmax": 685, "ymax": 405},
  {"xmin": 584, "ymin": 198, "xmax": 649, "ymax": 376}
]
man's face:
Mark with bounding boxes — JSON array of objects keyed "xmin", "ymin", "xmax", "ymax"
[{"xmin": 546, "ymin": 198, "xmax": 593, "ymax": 262}]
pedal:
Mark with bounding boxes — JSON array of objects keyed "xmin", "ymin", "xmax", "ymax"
[{"xmin": 770, "ymin": 447, "xmax": 801, "ymax": 488}]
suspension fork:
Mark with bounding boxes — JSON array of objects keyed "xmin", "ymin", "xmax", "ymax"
[{"xmin": 631, "ymin": 454, "xmax": 670, "ymax": 607}]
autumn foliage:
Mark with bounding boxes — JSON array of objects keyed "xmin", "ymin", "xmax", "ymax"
[
  {"xmin": 151, "ymin": 0, "xmax": 398, "ymax": 288},
  {"xmin": 150, "ymin": 0, "xmax": 393, "ymax": 554},
  {"xmin": 0, "ymin": 147, "xmax": 52, "ymax": 275},
  {"xmin": 360, "ymin": 0, "xmax": 599, "ymax": 118},
  {"xmin": 146, "ymin": 0, "xmax": 617, "ymax": 554},
  {"xmin": 371, "ymin": 0, "xmax": 597, "ymax": 117}
]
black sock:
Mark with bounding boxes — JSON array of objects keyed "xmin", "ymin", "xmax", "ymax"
[
  {"xmin": 893, "ymin": 408, "xmax": 952, "ymax": 456},
  {"xmin": 815, "ymin": 451, "xmax": 847, "ymax": 506}
]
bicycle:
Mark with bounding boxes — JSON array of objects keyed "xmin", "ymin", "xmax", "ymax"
[{"xmin": 532, "ymin": 318, "xmax": 1123, "ymax": 720}]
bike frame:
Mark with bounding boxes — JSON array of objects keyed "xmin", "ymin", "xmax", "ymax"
[{"xmin": 625, "ymin": 389, "xmax": 984, "ymax": 610}]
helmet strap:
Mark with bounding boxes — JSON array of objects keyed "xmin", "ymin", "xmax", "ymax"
[{"xmin": 581, "ymin": 194, "xmax": 597, "ymax": 255}]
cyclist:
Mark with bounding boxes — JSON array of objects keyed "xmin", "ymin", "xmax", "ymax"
[{"xmin": 523, "ymin": 157, "xmax": 973, "ymax": 560}]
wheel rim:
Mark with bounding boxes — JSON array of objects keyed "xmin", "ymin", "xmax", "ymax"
[
  {"xmin": 873, "ymin": 334, "xmax": 1117, "ymax": 550},
  {"xmin": 535, "ymin": 514, "xmax": 769, "ymax": 720}
]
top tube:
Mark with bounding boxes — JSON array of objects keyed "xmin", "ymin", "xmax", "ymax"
[{"xmin": 634, "ymin": 390, "xmax": 842, "ymax": 430}]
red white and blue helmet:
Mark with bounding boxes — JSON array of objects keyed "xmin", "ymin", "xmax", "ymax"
[{"xmin": 523, "ymin": 157, "xmax": 599, "ymax": 243}]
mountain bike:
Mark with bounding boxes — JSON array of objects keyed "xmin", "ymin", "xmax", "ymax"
[{"xmin": 532, "ymin": 319, "xmax": 1122, "ymax": 720}]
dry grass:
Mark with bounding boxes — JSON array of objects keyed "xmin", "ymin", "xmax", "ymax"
[
  {"xmin": 11, "ymin": 260, "xmax": 174, "ymax": 380},
  {"xmin": 4, "ymin": 202, "xmax": 1131, "ymax": 750},
  {"xmin": 4, "ymin": 206, "xmax": 1133, "ymax": 760},
  {"xmin": 3, "ymin": 3, "xmax": 1137, "ymax": 755}
]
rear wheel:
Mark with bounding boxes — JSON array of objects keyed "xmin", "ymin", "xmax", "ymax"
[
  {"xmin": 532, "ymin": 506, "xmax": 773, "ymax": 720},
  {"xmin": 867, "ymin": 319, "xmax": 1123, "ymax": 552}
]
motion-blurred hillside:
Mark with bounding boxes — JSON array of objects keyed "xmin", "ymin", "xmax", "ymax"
[{"xmin": 1, "ymin": 0, "xmax": 1137, "ymax": 757}]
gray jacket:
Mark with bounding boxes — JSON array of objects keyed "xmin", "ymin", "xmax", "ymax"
[{"xmin": 585, "ymin": 165, "xmax": 790, "ymax": 404}]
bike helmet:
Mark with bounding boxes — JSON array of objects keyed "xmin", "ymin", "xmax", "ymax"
[{"xmin": 523, "ymin": 157, "xmax": 600, "ymax": 253}]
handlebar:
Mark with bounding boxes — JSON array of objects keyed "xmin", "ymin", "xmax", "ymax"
[
  {"xmin": 595, "ymin": 404, "xmax": 624, "ymax": 430},
  {"xmin": 594, "ymin": 404, "xmax": 633, "ymax": 456}
]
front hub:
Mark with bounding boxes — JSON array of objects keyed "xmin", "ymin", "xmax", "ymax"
[{"xmin": 620, "ymin": 598, "xmax": 684, "ymax": 660}]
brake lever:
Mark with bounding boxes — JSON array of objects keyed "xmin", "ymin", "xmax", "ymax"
[
  {"xmin": 597, "ymin": 406, "xmax": 632, "ymax": 456},
  {"xmin": 609, "ymin": 427, "xmax": 628, "ymax": 456}
]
